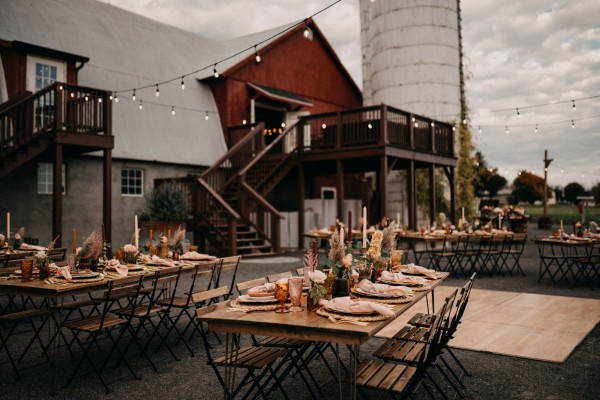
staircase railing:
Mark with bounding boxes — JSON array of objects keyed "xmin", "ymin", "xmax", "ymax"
[
  {"xmin": 239, "ymin": 181, "xmax": 283, "ymax": 254},
  {"xmin": 0, "ymin": 81, "xmax": 110, "ymax": 159},
  {"xmin": 238, "ymin": 121, "xmax": 299, "ymax": 196},
  {"xmin": 200, "ymin": 122, "xmax": 265, "ymax": 193}
]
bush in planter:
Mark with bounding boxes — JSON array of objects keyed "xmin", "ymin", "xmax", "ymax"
[
  {"xmin": 140, "ymin": 181, "xmax": 189, "ymax": 222},
  {"xmin": 538, "ymin": 215, "xmax": 552, "ymax": 229}
]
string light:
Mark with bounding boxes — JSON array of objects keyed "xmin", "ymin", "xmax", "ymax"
[
  {"xmin": 321, "ymin": 120, "xmax": 327, "ymax": 129},
  {"xmin": 242, "ymin": 119, "xmax": 247, "ymax": 125},
  {"xmin": 571, "ymin": 120, "xmax": 575, "ymax": 129},
  {"xmin": 205, "ymin": 112, "xmax": 209, "ymax": 121},
  {"xmin": 534, "ymin": 124, "xmax": 538, "ymax": 133},
  {"xmin": 138, "ymin": 100, "xmax": 143, "ymax": 110},
  {"xmin": 368, "ymin": 123, "xmax": 373, "ymax": 129},
  {"xmin": 415, "ymin": 121, "xmax": 419, "ymax": 128},
  {"xmin": 478, "ymin": 126, "xmax": 482, "ymax": 133},
  {"xmin": 171, "ymin": 106, "xmax": 175, "ymax": 115},
  {"xmin": 254, "ymin": 45, "xmax": 261, "ymax": 63},
  {"xmin": 132, "ymin": 89, "xmax": 136, "ymax": 101},
  {"xmin": 98, "ymin": 97, "xmax": 102, "ymax": 103},
  {"xmin": 213, "ymin": 64, "xmax": 219, "ymax": 79},
  {"xmin": 303, "ymin": 20, "xmax": 311, "ymax": 39},
  {"xmin": 181, "ymin": 77, "xmax": 185, "ymax": 90},
  {"xmin": 462, "ymin": 118, "xmax": 466, "ymax": 124},
  {"xmin": 84, "ymin": 95, "xmax": 89, "ymax": 102},
  {"xmin": 516, "ymin": 108, "xmax": 520, "ymax": 117},
  {"xmin": 572, "ymin": 99, "xmax": 576, "ymax": 111},
  {"xmin": 109, "ymin": 94, "xmax": 113, "ymax": 101},
  {"xmin": 155, "ymin": 84, "xmax": 160, "ymax": 97},
  {"xmin": 452, "ymin": 126, "xmax": 456, "ymax": 131},
  {"xmin": 114, "ymin": 94, "xmax": 119, "ymax": 103},
  {"xmin": 281, "ymin": 122, "xmax": 286, "ymax": 128},
  {"xmin": 505, "ymin": 126, "xmax": 509, "ymax": 135},
  {"xmin": 431, "ymin": 122, "xmax": 435, "ymax": 127}
]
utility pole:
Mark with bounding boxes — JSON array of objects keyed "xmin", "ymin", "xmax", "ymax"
[{"xmin": 543, "ymin": 150, "xmax": 553, "ymax": 218}]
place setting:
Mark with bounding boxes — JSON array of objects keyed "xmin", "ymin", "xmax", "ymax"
[
  {"xmin": 378, "ymin": 270, "xmax": 431, "ymax": 291},
  {"xmin": 350, "ymin": 279, "xmax": 414, "ymax": 304}
]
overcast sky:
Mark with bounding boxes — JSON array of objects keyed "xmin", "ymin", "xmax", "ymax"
[{"xmin": 107, "ymin": 0, "xmax": 600, "ymax": 189}]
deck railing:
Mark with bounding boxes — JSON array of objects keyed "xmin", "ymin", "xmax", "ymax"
[
  {"xmin": 295, "ymin": 104, "xmax": 454, "ymax": 157},
  {"xmin": 0, "ymin": 82, "xmax": 110, "ymax": 158}
]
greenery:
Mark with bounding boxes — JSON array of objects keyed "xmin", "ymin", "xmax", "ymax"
[
  {"xmin": 473, "ymin": 152, "xmax": 507, "ymax": 197},
  {"xmin": 511, "ymin": 171, "xmax": 551, "ymax": 205},
  {"xmin": 141, "ymin": 181, "xmax": 189, "ymax": 222},
  {"xmin": 525, "ymin": 204, "xmax": 600, "ymax": 225},
  {"xmin": 456, "ymin": 122, "xmax": 477, "ymax": 219},
  {"xmin": 592, "ymin": 182, "xmax": 600, "ymax": 203},
  {"xmin": 563, "ymin": 182, "xmax": 585, "ymax": 204},
  {"xmin": 416, "ymin": 169, "xmax": 450, "ymax": 216}
]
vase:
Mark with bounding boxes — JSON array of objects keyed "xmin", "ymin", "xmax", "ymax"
[
  {"xmin": 307, "ymin": 289, "xmax": 319, "ymax": 312},
  {"xmin": 125, "ymin": 251, "xmax": 137, "ymax": 264},
  {"xmin": 38, "ymin": 259, "xmax": 51, "ymax": 280},
  {"xmin": 332, "ymin": 277, "xmax": 349, "ymax": 298},
  {"xmin": 160, "ymin": 243, "xmax": 169, "ymax": 259}
]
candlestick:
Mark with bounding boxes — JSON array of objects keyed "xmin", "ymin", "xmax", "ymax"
[
  {"xmin": 498, "ymin": 214, "xmax": 502, "ymax": 229},
  {"xmin": 72, "ymin": 229, "xmax": 76, "ymax": 254},
  {"xmin": 362, "ymin": 206, "xmax": 367, "ymax": 248},
  {"xmin": 134, "ymin": 215, "xmax": 139, "ymax": 248},
  {"xmin": 426, "ymin": 214, "xmax": 429, "ymax": 232},
  {"xmin": 6, "ymin": 212, "xmax": 10, "ymax": 239},
  {"xmin": 347, "ymin": 210, "xmax": 352, "ymax": 242}
]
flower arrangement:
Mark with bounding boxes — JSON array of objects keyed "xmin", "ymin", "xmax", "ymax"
[
  {"xmin": 0, "ymin": 233, "xmax": 5, "ymax": 247},
  {"xmin": 367, "ymin": 230, "xmax": 382, "ymax": 261},
  {"xmin": 172, "ymin": 225, "xmax": 186, "ymax": 250},
  {"xmin": 381, "ymin": 222, "xmax": 396, "ymax": 256},
  {"xmin": 307, "ymin": 269, "xmax": 327, "ymax": 306},
  {"xmin": 78, "ymin": 228, "xmax": 103, "ymax": 269},
  {"xmin": 326, "ymin": 231, "xmax": 353, "ymax": 279},
  {"xmin": 11, "ymin": 227, "xmax": 24, "ymax": 249}
]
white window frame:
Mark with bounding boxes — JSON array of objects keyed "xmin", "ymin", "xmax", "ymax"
[
  {"xmin": 37, "ymin": 162, "xmax": 66, "ymax": 195},
  {"xmin": 121, "ymin": 168, "xmax": 144, "ymax": 197},
  {"xmin": 26, "ymin": 55, "xmax": 66, "ymax": 92}
]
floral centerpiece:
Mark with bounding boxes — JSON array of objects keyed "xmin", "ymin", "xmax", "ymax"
[
  {"xmin": 307, "ymin": 269, "xmax": 327, "ymax": 311},
  {"xmin": 123, "ymin": 243, "xmax": 139, "ymax": 264},
  {"xmin": 11, "ymin": 227, "xmax": 24, "ymax": 249},
  {"xmin": 324, "ymin": 231, "xmax": 354, "ymax": 298},
  {"xmin": 77, "ymin": 228, "xmax": 103, "ymax": 271},
  {"xmin": 0, "ymin": 233, "xmax": 5, "ymax": 248}
]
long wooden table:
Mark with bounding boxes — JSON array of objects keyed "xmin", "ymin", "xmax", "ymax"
[
  {"xmin": 199, "ymin": 272, "xmax": 449, "ymax": 399},
  {"xmin": 0, "ymin": 259, "xmax": 218, "ymax": 393},
  {"xmin": 534, "ymin": 237, "xmax": 599, "ymax": 283}
]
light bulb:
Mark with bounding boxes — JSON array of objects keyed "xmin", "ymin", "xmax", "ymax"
[
  {"xmin": 281, "ymin": 122, "xmax": 286, "ymax": 128},
  {"xmin": 205, "ymin": 112, "xmax": 209, "ymax": 121},
  {"xmin": 571, "ymin": 120, "xmax": 575, "ymax": 129},
  {"xmin": 535, "ymin": 124, "xmax": 538, "ymax": 133},
  {"xmin": 462, "ymin": 118, "xmax": 466, "ymax": 124},
  {"xmin": 505, "ymin": 126, "xmax": 509, "ymax": 135},
  {"xmin": 109, "ymin": 94, "xmax": 113, "ymax": 101},
  {"xmin": 431, "ymin": 122, "xmax": 435, "ymax": 127},
  {"xmin": 181, "ymin": 77, "xmax": 185, "ymax": 90},
  {"xmin": 138, "ymin": 100, "xmax": 143, "ymax": 110},
  {"xmin": 171, "ymin": 106, "xmax": 175, "ymax": 116},
  {"xmin": 254, "ymin": 46, "xmax": 261, "ymax": 63},
  {"xmin": 213, "ymin": 65, "xmax": 219, "ymax": 78},
  {"xmin": 415, "ymin": 122, "xmax": 419, "ymax": 128},
  {"xmin": 572, "ymin": 100, "xmax": 576, "ymax": 111},
  {"xmin": 452, "ymin": 126, "xmax": 456, "ymax": 132},
  {"xmin": 478, "ymin": 126, "xmax": 482, "ymax": 133},
  {"xmin": 321, "ymin": 121, "xmax": 326, "ymax": 129},
  {"xmin": 98, "ymin": 97, "xmax": 102, "ymax": 103},
  {"xmin": 303, "ymin": 26, "xmax": 310, "ymax": 38},
  {"xmin": 368, "ymin": 123, "xmax": 372, "ymax": 129},
  {"xmin": 84, "ymin": 96, "xmax": 89, "ymax": 101},
  {"xmin": 114, "ymin": 95, "xmax": 119, "ymax": 103},
  {"xmin": 155, "ymin": 84, "xmax": 160, "ymax": 97},
  {"xmin": 132, "ymin": 90, "xmax": 136, "ymax": 101}
]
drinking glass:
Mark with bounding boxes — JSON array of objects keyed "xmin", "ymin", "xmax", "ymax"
[
  {"xmin": 189, "ymin": 245, "xmax": 198, "ymax": 252},
  {"xmin": 21, "ymin": 258, "xmax": 33, "ymax": 282},
  {"xmin": 274, "ymin": 281, "xmax": 289, "ymax": 313},
  {"xmin": 66, "ymin": 254, "xmax": 77, "ymax": 272},
  {"xmin": 181, "ymin": 239, "xmax": 190, "ymax": 254},
  {"xmin": 391, "ymin": 250, "xmax": 403, "ymax": 267},
  {"xmin": 288, "ymin": 277, "xmax": 304, "ymax": 312}
]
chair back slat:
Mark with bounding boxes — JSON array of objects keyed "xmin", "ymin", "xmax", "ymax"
[
  {"xmin": 236, "ymin": 277, "xmax": 267, "ymax": 294},
  {"xmin": 267, "ymin": 271, "xmax": 292, "ymax": 282},
  {"xmin": 192, "ymin": 286, "xmax": 229, "ymax": 303},
  {"xmin": 296, "ymin": 267, "xmax": 305, "ymax": 276}
]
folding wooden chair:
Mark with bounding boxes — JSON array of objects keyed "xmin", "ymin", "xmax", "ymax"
[
  {"xmin": 196, "ymin": 287, "xmax": 291, "ymax": 399},
  {"xmin": 429, "ymin": 236, "xmax": 459, "ymax": 274},
  {"xmin": 62, "ymin": 275, "xmax": 146, "ymax": 394},
  {"xmin": 501, "ymin": 233, "xmax": 527, "ymax": 276},
  {"xmin": 47, "ymin": 247, "xmax": 67, "ymax": 262},
  {"xmin": 213, "ymin": 255, "xmax": 242, "ymax": 300},
  {"xmin": 267, "ymin": 271, "xmax": 293, "ymax": 282}
]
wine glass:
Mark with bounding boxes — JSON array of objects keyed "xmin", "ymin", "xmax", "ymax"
[
  {"xmin": 274, "ymin": 281, "xmax": 289, "ymax": 313},
  {"xmin": 288, "ymin": 277, "xmax": 304, "ymax": 312}
]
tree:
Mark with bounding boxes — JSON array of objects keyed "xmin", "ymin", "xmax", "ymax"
[
  {"xmin": 591, "ymin": 182, "xmax": 600, "ymax": 204},
  {"xmin": 564, "ymin": 182, "xmax": 585, "ymax": 204},
  {"xmin": 473, "ymin": 152, "xmax": 507, "ymax": 197},
  {"xmin": 416, "ymin": 169, "xmax": 450, "ymax": 219},
  {"xmin": 511, "ymin": 171, "xmax": 551, "ymax": 205},
  {"xmin": 553, "ymin": 186, "xmax": 564, "ymax": 203}
]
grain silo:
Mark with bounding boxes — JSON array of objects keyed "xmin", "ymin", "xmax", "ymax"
[{"xmin": 360, "ymin": 0, "xmax": 461, "ymax": 120}]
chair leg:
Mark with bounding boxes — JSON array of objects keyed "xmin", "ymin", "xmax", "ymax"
[
  {"xmin": 0, "ymin": 323, "xmax": 21, "ymax": 379},
  {"xmin": 435, "ymin": 362, "xmax": 465, "ymax": 398},
  {"xmin": 440, "ymin": 354, "xmax": 465, "ymax": 388},
  {"xmin": 446, "ymin": 347, "xmax": 470, "ymax": 376}
]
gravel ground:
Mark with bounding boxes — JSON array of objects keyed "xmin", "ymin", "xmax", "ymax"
[{"xmin": 1, "ymin": 223, "xmax": 598, "ymax": 399}]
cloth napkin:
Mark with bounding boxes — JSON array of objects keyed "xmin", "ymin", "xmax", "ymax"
[
  {"xmin": 380, "ymin": 270, "xmax": 428, "ymax": 286},
  {"xmin": 19, "ymin": 243, "xmax": 47, "ymax": 251},
  {"xmin": 180, "ymin": 251, "xmax": 217, "ymax": 261},
  {"xmin": 148, "ymin": 255, "xmax": 174, "ymax": 267},
  {"xmin": 358, "ymin": 279, "xmax": 413, "ymax": 296},
  {"xmin": 247, "ymin": 282, "xmax": 276, "ymax": 296},
  {"xmin": 319, "ymin": 296, "xmax": 394, "ymax": 317},
  {"xmin": 431, "ymin": 230, "xmax": 447, "ymax": 236},
  {"xmin": 394, "ymin": 263, "xmax": 438, "ymax": 279},
  {"xmin": 106, "ymin": 259, "xmax": 129, "ymax": 276},
  {"xmin": 49, "ymin": 264, "xmax": 72, "ymax": 280}
]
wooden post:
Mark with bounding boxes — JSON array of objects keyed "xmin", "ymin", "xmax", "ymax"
[
  {"xmin": 429, "ymin": 164, "xmax": 436, "ymax": 224},
  {"xmin": 449, "ymin": 166, "xmax": 457, "ymax": 224},
  {"xmin": 273, "ymin": 214, "xmax": 281, "ymax": 254},
  {"xmin": 409, "ymin": 113, "xmax": 415, "ymax": 149},
  {"xmin": 408, "ymin": 159, "xmax": 416, "ymax": 230},
  {"xmin": 543, "ymin": 150, "xmax": 553, "ymax": 218},
  {"xmin": 55, "ymin": 84, "xmax": 63, "ymax": 131},
  {"xmin": 380, "ymin": 155, "xmax": 388, "ymax": 222},
  {"xmin": 298, "ymin": 162, "xmax": 305, "ymax": 249},
  {"xmin": 380, "ymin": 104, "xmax": 388, "ymax": 145},
  {"xmin": 103, "ymin": 149, "xmax": 112, "ymax": 243},
  {"xmin": 297, "ymin": 119, "xmax": 304, "ymax": 153},
  {"xmin": 430, "ymin": 120, "xmax": 436, "ymax": 153},
  {"xmin": 228, "ymin": 215, "xmax": 237, "ymax": 256},
  {"xmin": 336, "ymin": 159, "xmax": 344, "ymax": 223},
  {"xmin": 52, "ymin": 144, "xmax": 63, "ymax": 247}
]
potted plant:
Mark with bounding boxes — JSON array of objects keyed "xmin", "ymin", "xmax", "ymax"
[
  {"xmin": 140, "ymin": 181, "xmax": 189, "ymax": 236},
  {"xmin": 538, "ymin": 215, "xmax": 552, "ymax": 230}
]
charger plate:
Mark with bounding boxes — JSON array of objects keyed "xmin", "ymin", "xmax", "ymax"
[
  {"xmin": 350, "ymin": 288, "xmax": 413, "ymax": 304},
  {"xmin": 316, "ymin": 307, "xmax": 390, "ymax": 322},
  {"xmin": 229, "ymin": 299, "xmax": 288, "ymax": 312}
]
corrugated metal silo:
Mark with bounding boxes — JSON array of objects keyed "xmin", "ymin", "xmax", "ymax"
[{"xmin": 360, "ymin": 0, "xmax": 461, "ymax": 120}]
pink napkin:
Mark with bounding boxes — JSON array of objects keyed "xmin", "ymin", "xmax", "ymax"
[
  {"xmin": 319, "ymin": 296, "xmax": 394, "ymax": 317},
  {"xmin": 51, "ymin": 265, "xmax": 72, "ymax": 280},
  {"xmin": 138, "ymin": 254, "xmax": 152, "ymax": 264},
  {"xmin": 19, "ymin": 243, "xmax": 47, "ymax": 251},
  {"xmin": 358, "ymin": 279, "xmax": 413, "ymax": 296},
  {"xmin": 247, "ymin": 282, "xmax": 276, "ymax": 296},
  {"xmin": 150, "ymin": 255, "xmax": 174, "ymax": 267},
  {"xmin": 380, "ymin": 270, "xmax": 406, "ymax": 282},
  {"xmin": 180, "ymin": 251, "xmax": 217, "ymax": 261},
  {"xmin": 395, "ymin": 263, "xmax": 438, "ymax": 279},
  {"xmin": 431, "ymin": 230, "xmax": 447, "ymax": 236},
  {"xmin": 106, "ymin": 259, "xmax": 129, "ymax": 276}
]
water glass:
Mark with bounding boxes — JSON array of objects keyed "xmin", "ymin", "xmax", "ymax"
[
  {"xmin": 274, "ymin": 281, "xmax": 289, "ymax": 313},
  {"xmin": 66, "ymin": 254, "xmax": 77, "ymax": 272},
  {"xmin": 288, "ymin": 277, "xmax": 304, "ymax": 312},
  {"xmin": 181, "ymin": 239, "xmax": 190, "ymax": 254},
  {"xmin": 21, "ymin": 258, "xmax": 34, "ymax": 282}
]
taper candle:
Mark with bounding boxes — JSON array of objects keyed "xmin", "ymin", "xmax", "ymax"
[
  {"xmin": 101, "ymin": 224, "xmax": 106, "ymax": 242},
  {"xmin": 347, "ymin": 210, "xmax": 352, "ymax": 242},
  {"xmin": 397, "ymin": 213, "xmax": 400, "ymax": 227},
  {"xmin": 72, "ymin": 229, "xmax": 76, "ymax": 253},
  {"xmin": 6, "ymin": 212, "xmax": 10, "ymax": 239},
  {"xmin": 363, "ymin": 206, "xmax": 367, "ymax": 248},
  {"xmin": 134, "ymin": 215, "xmax": 139, "ymax": 248},
  {"xmin": 340, "ymin": 228, "xmax": 344, "ymax": 244},
  {"xmin": 462, "ymin": 207, "xmax": 465, "ymax": 223},
  {"xmin": 149, "ymin": 229, "xmax": 153, "ymax": 248},
  {"xmin": 167, "ymin": 230, "xmax": 171, "ymax": 246}
]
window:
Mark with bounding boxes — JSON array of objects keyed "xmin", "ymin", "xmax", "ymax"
[
  {"xmin": 121, "ymin": 168, "xmax": 143, "ymax": 196},
  {"xmin": 26, "ymin": 55, "xmax": 65, "ymax": 92},
  {"xmin": 35, "ymin": 63, "xmax": 57, "ymax": 91},
  {"xmin": 37, "ymin": 163, "xmax": 66, "ymax": 194}
]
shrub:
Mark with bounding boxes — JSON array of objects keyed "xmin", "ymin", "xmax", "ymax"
[{"xmin": 141, "ymin": 182, "xmax": 189, "ymax": 222}]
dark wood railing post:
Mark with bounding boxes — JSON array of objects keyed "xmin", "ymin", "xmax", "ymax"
[
  {"xmin": 450, "ymin": 125, "xmax": 455, "ymax": 156},
  {"xmin": 273, "ymin": 213, "xmax": 281, "ymax": 253},
  {"xmin": 228, "ymin": 215, "xmax": 237, "ymax": 256},
  {"xmin": 409, "ymin": 113, "xmax": 415, "ymax": 149},
  {"xmin": 336, "ymin": 111, "xmax": 343, "ymax": 149},
  {"xmin": 52, "ymin": 143, "xmax": 63, "ymax": 247},
  {"xmin": 430, "ymin": 119, "xmax": 436, "ymax": 153},
  {"xmin": 297, "ymin": 119, "xmax": 304, "ymax": 153},
  {"xmin": 55, "ymin": 84, "xmax": 63, "ymax": 132},
  {"xmin": 380, "ymin": 104, "xmax": 388, "ymax": 145},
  {"xmin": 25, "ymin": 98, "xmax": 33, "ymax": 144}
]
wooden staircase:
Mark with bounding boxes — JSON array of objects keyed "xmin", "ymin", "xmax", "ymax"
[{"xmin": 168, "ymin": 121, "xmax": 300, "ymax": 257}]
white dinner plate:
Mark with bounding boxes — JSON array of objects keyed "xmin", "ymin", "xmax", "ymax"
[
  {"xmin": 355, "ymin": 287, "xmax": 402, "ymax": 298},
  {"xmin": 238, "ymin": 294, "xmax": 278, "ymax": 303}
]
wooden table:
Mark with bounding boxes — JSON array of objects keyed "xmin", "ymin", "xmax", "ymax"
[
  {"xmin": 534, "ymin": 237, "xmax": 598, "ymax": 283},
  {"xmin": 0, "ymin": 259, "xmax": 218, "ymax": 393},
  {"xmin": 199, "ymin": 272, "xmax": 449, "ymax": 399}
]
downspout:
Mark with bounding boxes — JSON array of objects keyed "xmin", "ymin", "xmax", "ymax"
[{"xmin": 75, "ymin": 59, "xmax": 88, "ymax": 83}]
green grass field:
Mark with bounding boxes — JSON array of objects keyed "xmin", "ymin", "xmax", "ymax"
[{"xmin": 523, "ymin": 204, "xmax": 600, "ymax": 225}]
